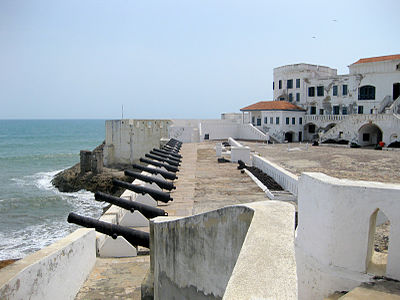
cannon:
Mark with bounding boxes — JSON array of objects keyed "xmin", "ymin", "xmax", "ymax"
[
  {"xmin": 132, "ymin": 163, "xmax": 178, "ymax": 180},
  {"xmin": 144, "ymin": 153, "xmax": 180, "ymax": 167},
  {"xmin": 150, "ymin": 150, "xmax": 181, "ymax": 163},
  {"xmin": 167, "ymin": 138, "xmax": 182, "ymax": 147},
  {"xmin": 124, "ymin": 170, "xmax": 176, "ymax": 191},
  {"xmin": 67, "ymin": 212, "xmax": 150, "ymax": 248},
  {"xmin": 113, "ymin": 178, "xmax": 173, "ymax": 203},
  {"xmin": 95, "ymin": 191, "xmax": 168, "ymax": 218},
  {"xmin": 152, "ymin": 148, "xmax": 182, "ymax": 159},
  {"xmin": 140, "ymin": 157, "xmax": 179, "ymax": 173},
  {"xmin": 162, "ymin": 145, "xmax": 180, "ymax": 154}
]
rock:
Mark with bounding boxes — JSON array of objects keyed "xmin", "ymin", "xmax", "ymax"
[{"xmin": 52, "ymin": 163, "xmax": 131, "ymax": 197}]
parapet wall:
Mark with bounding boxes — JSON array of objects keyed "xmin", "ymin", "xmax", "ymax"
[
  {"xmin": 252, "ymin": 155, "xmax": 299, "ymax": 195},
  {"xmin": 296, "ymin": 172, "xmax": 400, "ymax": 299},
  {"xmin": 0, "ymin": 228, "xmax": 96, "ymax": 300},
  {"xmin": 151, "ymin": 201, "xmax": 297, "ymax": 300}
]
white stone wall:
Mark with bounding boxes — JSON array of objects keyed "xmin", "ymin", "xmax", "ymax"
[
  {"xmin": 0, "ymin": 229, "xmax": 96, "ymax": 300},
  {"xmin": 104, "ymin": 119, "xmax": 171, "ymax": 167},
  {"xmin": 151, "ymin": 201, "xmax": 297, "ymax": 300},
  {"xmin": 296, "ymin": 172, "xmax": 400, "ymax": 300},
  {"xmin": 252, "ymin": 154, "xmax": 298, "ymax": 196},
  {"xmin": 273, "ymin": 63, "xmax": 337, "ymax": 107}
]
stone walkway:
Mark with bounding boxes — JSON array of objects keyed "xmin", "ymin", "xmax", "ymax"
[{"xmin": 75, "ymin": 141, "xmax": 267, "ymax": 299}]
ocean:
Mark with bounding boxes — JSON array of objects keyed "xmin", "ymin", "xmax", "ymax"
[{"xmin": 0, "ymin": 120, "xmax": 106, "ymax": 260}]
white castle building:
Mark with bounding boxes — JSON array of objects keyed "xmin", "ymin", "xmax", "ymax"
[{"xmin": 242, "ymin": 54, "xmax": 400, "ymax": 146}]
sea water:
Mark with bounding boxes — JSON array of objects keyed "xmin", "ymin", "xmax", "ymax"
[{"xmin": 0, "ymin": 120, "xmax": 106, "ymax": 260}]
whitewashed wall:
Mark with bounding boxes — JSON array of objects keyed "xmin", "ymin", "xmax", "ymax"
[
  {"xmin": 296, "ymin": 172, "xmax": 400, "ymax": 300},
  {"xmin": 151, "ymin": 201, "xmax": 297, "ymax": 300},
  {"xmin": 104, "ymin": 119, "xmax": 171, "ymax": 167},
  {"xmin": 0, "ymin": 229, "xmax": 96, "ymax": 300},
  {"xmin": 252, "ymin": 155, "xmax": 298, "ymax": 196}
]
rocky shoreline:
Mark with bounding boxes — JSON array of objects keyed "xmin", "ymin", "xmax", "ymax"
[{"xmin": 51, "ymin": 163, "xmax": 131, "ymax": 197}]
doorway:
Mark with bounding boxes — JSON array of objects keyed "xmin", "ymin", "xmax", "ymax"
[
  {"xmin": 285, "ymin": 132, "xmax": 293, "ymax": 142},
  {"xmin": 393, "ymin": 83, "xmax": 400, "ymax": 101}
]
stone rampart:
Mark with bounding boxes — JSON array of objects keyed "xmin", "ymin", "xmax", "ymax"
[{"xmin": 151, "ymin": 201, "xmax": 297, "ymax": 300}]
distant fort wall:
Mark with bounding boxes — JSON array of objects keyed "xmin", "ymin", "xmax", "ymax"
[{"xmin": 104, "ymin": 119, "xmax": 171, "ymax": 168}]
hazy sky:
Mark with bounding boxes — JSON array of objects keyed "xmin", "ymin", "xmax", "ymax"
[{"xmin": 1, "ymin": 0, "xmax": 399, "ymax": 119}]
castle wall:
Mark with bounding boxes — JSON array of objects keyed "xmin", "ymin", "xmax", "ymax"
[
  {"xmin": 296, "ymin": 172, "xmax": 400, "ymax": 299},
  {"xmin": 104, "ymin": 119, "xmax": 171, "ymax": 167}
]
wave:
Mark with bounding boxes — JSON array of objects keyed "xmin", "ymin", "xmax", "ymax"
[{"xmin": 3, "ymin": 168, "xmax": 105, "ymax": 260}]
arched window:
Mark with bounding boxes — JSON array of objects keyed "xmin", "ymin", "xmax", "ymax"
[{"xmin": 359, "ymin": 85, "xmax": 375, "ymax": 100}]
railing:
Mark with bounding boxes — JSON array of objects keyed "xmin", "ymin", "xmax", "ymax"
[
  {"xmin": 387, "ymin": 95, "xmax": 400, "ymax": 114},
  {"xmin": 305, "ymin": 115, "xmax": 349, "ymax": 123},
  {"xmin": 378, "ymin": 95, "xmax": 393, "ymax": 113}
]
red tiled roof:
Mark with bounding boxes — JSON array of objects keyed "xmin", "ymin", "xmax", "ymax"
[
  {"xmin": 240, "ymin": 101, "xmax": 305, "ymax": 111},
  {"xmin": 352, "ymin": 54, "xmax": 400, "ymax": 65}
]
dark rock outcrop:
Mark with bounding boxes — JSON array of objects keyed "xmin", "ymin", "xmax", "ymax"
[{"xmin": 52, "ymin": 163, "xmax": 131, "ymax": 197}]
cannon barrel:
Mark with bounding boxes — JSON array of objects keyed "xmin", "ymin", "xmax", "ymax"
[
  {"xmin": 140, "ymin": 157, "xmax": 179, "ymax": 173},
  {"xmin": 150, "ymin": 150, "xmax": 181, "ymax": 163},
  {"xmin": 162, "ymin": 146, "xmax": 179, "ymax": 154},
  {"xmin": 144, "ymin": 153, "xmax": 180, "ymax": 167},
  {"xmin": 67, "ymin": 212, "xmax": 150, "ymax": 248},
  {"xmin": 112, "ymin": 179, "xmax": 173, "ymax": 203},
  {"xmin": 95, "ymin": 191, "xmax": 168, "ymax": 218},
  {"xmin": 124, "ymin": 170, "xmax": 176, "ymax": 191},
  {"xmin": 153, "ymin": 148, "xmax": 182, "ymax": 159},
  {"xmin": 167, "ymin": 139, "xmax": 182, "ymax": 147},
  {"xmin": 132, "ymin": 163, "xmax": 178, "ymax": 180}
]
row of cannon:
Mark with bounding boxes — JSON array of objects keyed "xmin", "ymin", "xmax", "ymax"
[{"xmin": 67, "ymin": 138, "xmax": 183, "ymax": 249}]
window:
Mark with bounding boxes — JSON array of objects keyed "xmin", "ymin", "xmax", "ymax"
[
  {"xmin": 252, "ymin": 116, "xmax": 255, "ymax": 124},
  {"xmin": 257, "ymin": 118, "xmax": 261, "ymax": 126},
  {"xmin": 363, "ymin": 133, "xmax": 370, "ymax": 142},
  {"xmin": 359, "ymin": 85, "xmax": 375, "ymax": 100},
  {"xmin": 317, "ymin": 86, "xmax": 324, "ymax": 97},
  {"xmin": 279, "ymin": 80, "xmax": 282, "ymax": 89},
  {"xmin": 342, "ymin": 107, "xmax": 347, "ymax": 115},
  {"xmin": 319, "ymin": 109, "xmax": 324, "ymax": 115},
  {"xmin": 264, "ymin": 117, "xmax": 268, "ymax": 124},
  {"xmin": 204, "ymin": 134, "xmax": 209, "ymax": 140},
  {"xmin": 296, "ymin": 93, "xmax": 300, "ymax": 102},
  {"xmin": 276, "ymin": 117, "xmax": 280, "ymax": 124},
  {"xmin": 296, "ymin": 79, "xmax": 300, "ymax": 88},
  {"xmin": 287, "ymin": 79, "xmax": 293, "ymax": 89},
  {"xmin": 280, "ymin": 97, "xmax": 285, "ymax": 101},
  {"xmin": 343, "ymin": 84, "xmax": 348, "ymax": 96},
  {"xmin": 333, "ymin": 85, "xmax": 338, "ymax": 96},
  {"xmin": 308, "ymin": 87, "xmax": 315, "ymax": 97},
  {"xmin": 286, "ymin": 117, "xmax": 289, "ymax": 124},
  {"xmin": 270, "ymin": 117, "xmax": 273, "ymax": 124},
  {"xmin": 288, "ymin": 93, "xmax": 293, "ymax": 102},
  {"xmin": 333, "ymin": 106, "xmax": 340, "ymax": 115},
  {"xmin": 273, "ymin": 82, "xmax": 275, "ymax": 90},
  {"xmin": 299, "ymin": 117, "xmax": 303, "ymax": 125},
  {"xmin": 310, "ymin": 106, "xmax": 316, "ymax": 115},
  {"xmin": 292, "ymin": 117, "xmax": 295, "ymax": 125},
  {"xmin": 358, "ymin": 106, "xmax": 364, "ymax": 114},
  {"xmin": 308, "ymin": 124, "xmax": 316, "ymax": 133}
]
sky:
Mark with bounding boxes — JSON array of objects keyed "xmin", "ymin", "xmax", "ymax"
[{"xmin": 0, "ymin": 0, "xmax": 399, "ymax": 119}]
